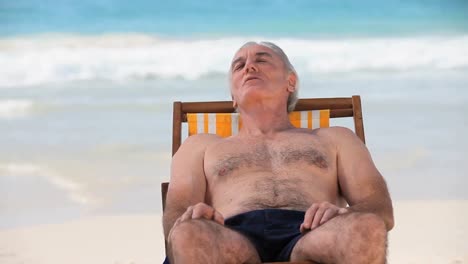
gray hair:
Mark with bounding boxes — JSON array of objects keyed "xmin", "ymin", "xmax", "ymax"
[{"xmin": 230, "ymin": 41, "xmax": 299, "ymax": 113}]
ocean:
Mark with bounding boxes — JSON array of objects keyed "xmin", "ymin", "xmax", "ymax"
[{"xmin": 0, "ymin": 0, "xmax": 467, "ymax": 229}]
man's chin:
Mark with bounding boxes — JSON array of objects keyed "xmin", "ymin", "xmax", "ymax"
[{"xmin": 242, "ymin": 82, "xmax": 265, "ymax": 90}]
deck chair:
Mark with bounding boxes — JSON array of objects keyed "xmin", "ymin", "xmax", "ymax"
[{"xmin": 161, "ymin": 95, "xmax": 365, "ymax": 264}]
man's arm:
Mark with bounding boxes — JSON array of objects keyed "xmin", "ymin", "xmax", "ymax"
[
  {"xmin": 162, "ymin": 134, "xmax": 220, "ymax": 239},
  {"xmin": 335, "ymin": 127, "xmax": 394, "ymax": 230}
]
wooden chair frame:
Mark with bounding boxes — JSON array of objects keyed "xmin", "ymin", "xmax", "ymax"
[{"xmin": 161, "ymin": 95, "xmax": 365, "ymax": 264}]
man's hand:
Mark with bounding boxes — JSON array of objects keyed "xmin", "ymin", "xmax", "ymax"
[
  {"xmin": 176, "ymin": 202, "xmax": 225, "ymax": 225},
  {"xmin": 168, "ymin": 203, "xmax": 224, "ymax": 240},
  {"xmin": 300, "ymin": 202, "xmax": 349, "ymax": 233}
]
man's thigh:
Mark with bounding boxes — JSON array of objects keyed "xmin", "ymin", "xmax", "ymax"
[
  {"xmin": 290, "ymin": 215, "xmax": 341, "ymax": 264},
  {"xmin": 290, "ymin": 212, "xmax": 387, "ymax": 264},
  {"xmin": 169, "ymin": 219, "xmax": 261, "ymax": 263}
]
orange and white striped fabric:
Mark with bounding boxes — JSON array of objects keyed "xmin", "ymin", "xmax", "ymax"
[{"xmin": 187, "ymin": 110, "xmax": 330, "ymax": 137}]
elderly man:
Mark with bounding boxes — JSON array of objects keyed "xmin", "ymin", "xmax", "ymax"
[{"xmin": 163, "ymin": 42, "xmax": 394, "ymax": 264}]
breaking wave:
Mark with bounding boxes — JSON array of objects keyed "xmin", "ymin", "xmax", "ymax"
[{"xmin": 1, "ymin": 33, "xmax": 467, "ymax": 87}]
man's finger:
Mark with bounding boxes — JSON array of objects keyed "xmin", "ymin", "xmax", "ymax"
[
  {"xmin": 213, "ymin": 210, "xmax": 225, "ymax": 225},
  {"xmin": 180, "ymin": 206, "xmax": 194, "ymax": 221},
  {"xmin": 192, "ymin": 205, "xmax": 214, "ymax": 220},
  {"xmin": 300, "ymin": 223, "xmax": 310, "ymax": 233},
  {"xmin": 302, "ymin": 204, "xmax": 319, "ymax": 231},
  {"xmin": 320, "ymin": 208, "xmax": 337, "ymax": 225},
  {"xmin": 311, "ymin": 207, "xmax": 326, "ymax": 229}
]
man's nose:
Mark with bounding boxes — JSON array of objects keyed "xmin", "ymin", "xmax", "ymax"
[{"xmin": 244, "ymin": 61, "xmax": 258, "ymax": 73}]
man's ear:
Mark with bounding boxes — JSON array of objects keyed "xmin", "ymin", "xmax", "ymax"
[
  {"xmin": 231, "ymin": 95, "xmax": 237, "ymax": 108},
  {"xmin": 287, "ymin": 73, "xmax": 297, "ymax": 92}
]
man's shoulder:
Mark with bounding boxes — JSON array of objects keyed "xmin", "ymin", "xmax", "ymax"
[
  {"xmin": 316, "ymin": 126, "xmax": 355, "ymax": 136},
  {"xmin": 316, "ymin": 127, "xmax": 366, "ymax": 156},
  {"xmin": 174, "ymin": 133, "xmax": 224, "ymax": 161},
  {"xmin": 182, "ymin": 133, "xmax": 223, "ymax": 148},
  {"xmin": 314, "ymin": 126, "xmax": 359, "ymax": 145}
]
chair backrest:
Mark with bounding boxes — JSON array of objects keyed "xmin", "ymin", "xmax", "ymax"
[
  {"xmin": 187, "ymin": 110, "xmax": 330, "ymax": 137},
  {"xmin": 162, "ymin": 95, "xmax": 365, "ymax": 211}
]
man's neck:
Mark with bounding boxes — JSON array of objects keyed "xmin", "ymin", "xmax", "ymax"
[{"xmin": 238, "ymin": 105, "xmax": 293, "ymax": 137}]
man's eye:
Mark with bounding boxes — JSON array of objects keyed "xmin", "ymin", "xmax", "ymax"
[{"xmin": 234, "ymin": 64, "xmax": 244, "ymax": 71}]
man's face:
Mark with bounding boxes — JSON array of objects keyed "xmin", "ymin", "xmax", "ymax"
[{"xmin": 230, "ymin": 44, "xmax": 292, "ymax": 109}]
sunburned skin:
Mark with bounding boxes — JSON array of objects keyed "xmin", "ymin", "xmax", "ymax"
[{"xmin": 203, "ymin": 128, "xmax": 343, "ymax": 218}]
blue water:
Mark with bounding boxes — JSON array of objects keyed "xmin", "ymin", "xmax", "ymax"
[{"xmin": 1, "ymin": 0, "xmax": 468, "ymax": 37}]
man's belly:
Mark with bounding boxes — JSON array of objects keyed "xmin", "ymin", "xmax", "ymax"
[{"xmin": 207, "ymin": 172, "xmax": 341, "ymax": 219}]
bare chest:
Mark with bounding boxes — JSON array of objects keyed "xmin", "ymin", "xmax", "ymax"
[
  {"xmin": 203, "ymin": 133, "xmax": 343, "ymax": 213},
  {"xmin": 205, "ymin": 136, "xmax": 332, "ymax": 178}
]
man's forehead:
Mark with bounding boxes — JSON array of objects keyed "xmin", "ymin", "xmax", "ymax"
[{"xmin": 232, "ymin": 44, "xmax": 276, "ymax": 61}]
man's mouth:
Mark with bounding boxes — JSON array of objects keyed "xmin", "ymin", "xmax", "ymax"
[{"xmin": 244, "ymin": 76, "xmax": 260, "ymax": 84}]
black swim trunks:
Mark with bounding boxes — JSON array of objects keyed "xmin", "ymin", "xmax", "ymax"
[
  {"xmin": 163, "ymin": 209, "xmax": 305, "ymax": 263},
  {"xmin": 225, "ymin": 209, "xmax": 305, "ymax": 262}
]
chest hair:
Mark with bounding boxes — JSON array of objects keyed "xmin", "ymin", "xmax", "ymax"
[{"xmin": 212, "ymin": 142, "xmax": 328, "ymax": 177}]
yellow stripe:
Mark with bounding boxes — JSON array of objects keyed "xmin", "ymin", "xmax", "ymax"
[
  {"xmin": 188, "ymin": 114, "xmax": 197, "ymax": 136},
  {"xmin": 216, "ymin": 113, "xmax": 232, "ymax": 137},
  {"xmin": 311, "ymin": 111, "xmax": 315, "ymax": 129},
  {"xmin": 289, "ymin": 112, "xmax": 301, "ymax": 128},
  {"xmin": 204, "ymin": 113, "xmax": 209, "ymax": 133},
  {"xmin": 189, "ymin": 110, "xmax": 329, "ymax": 137},
  {"xmin": 320, "ymin": 110, "xmax": 330, "ymax": 127}
]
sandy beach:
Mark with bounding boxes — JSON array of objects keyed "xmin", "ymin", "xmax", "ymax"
[{"xmin": 1, "ymin": 200, "xmax": 467, "ymax": 264}]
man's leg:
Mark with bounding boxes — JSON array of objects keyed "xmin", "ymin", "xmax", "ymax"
[
  {"xmin": 168, "ymin": 219, "xmax": 261, "ymax": 264},
  {"xmin": 290, "ymin": 212, "xmax": 387, "ymax": 264}
]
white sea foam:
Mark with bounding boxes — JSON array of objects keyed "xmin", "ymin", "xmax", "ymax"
[
  {"xmin": 0, "ymin": 99, "xmax": 34, "ymax": 118},
  {"xmin": 1, "ymin": 34, "xmax": 467, "ymax": 87},
  {"xmin": 0, "ymin": 162, "xmax": 91, "ymax": 206},
  {"xmin": 0, "ymin": 163, "xmax": 41, "ymax": 175}
]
